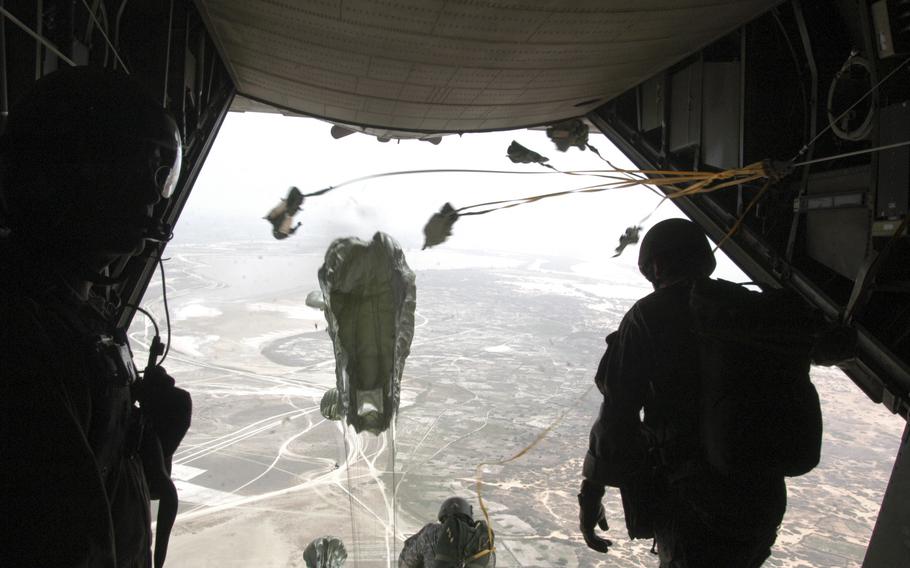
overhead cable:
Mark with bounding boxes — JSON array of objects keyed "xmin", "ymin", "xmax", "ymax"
[
  {"xmin": 0, "ymin": 6, "xmax": 76, "ymax": 66},
  {"xmin": 79, "ymin": 0, "xmax": 130, "ymax": 73}
]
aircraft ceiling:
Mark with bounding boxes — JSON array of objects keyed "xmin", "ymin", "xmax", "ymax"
[{"xmin": 195, "ymin": 0, "xmax": 780, "ymax": 132}]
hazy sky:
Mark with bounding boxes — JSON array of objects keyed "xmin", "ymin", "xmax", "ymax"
[{"xmin": 182, "ymin": 111, "xmax": 746, "ymax": 282}]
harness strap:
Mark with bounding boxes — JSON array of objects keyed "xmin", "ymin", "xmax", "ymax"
[{"xmin": 466, "ymin": 547, "xmax": 495, "ymax": 561}]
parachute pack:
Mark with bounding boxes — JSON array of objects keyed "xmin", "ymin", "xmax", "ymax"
[
  {"xmin": 689, "ymin": 278, "xmax": 823, "ymax": 478},
  {"xmin": 434, "ymin": 517, "xmax": 494, "ymax": 568}
]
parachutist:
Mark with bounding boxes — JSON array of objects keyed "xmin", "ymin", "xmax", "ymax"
[
  {"xmin": 580, "ymin": 219, "xmax": 819, "ymax": 566},
  {"xmin": 265, "ymin": 186, "xmax": 305, "ymax": 239},
  {"xmin": 399, "ymin": 497, "xmax": 495, "ymax": 567},
  {"xmin": 422, "ymin": 202, "xmax": 459, "ymax": 249},
  {"xmin": 612, "ymin": 225, "xmax": 641, "ymax": 257}
]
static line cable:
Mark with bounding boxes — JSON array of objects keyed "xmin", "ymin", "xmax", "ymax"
[
  {"xmin": 713, "ymin": 179, "xmax": 773, "ymax": 252},
  {"xmin": 79, "ymin": 0, "xmax": 129, "ymax": 73},
  {"xmin": 0, "ymin": 6, "xmax": 75, "ymax": 66},
  {"xmin": 473, "ymin": 383, "xmax": 597, "ymax": 558},
  {"xmin": 793, "ymin": 55, "xmax": 910, "ymax": 162},
  {"xmin": 301, "ymin": 168, "xmax": 606, "ymax": 198}
]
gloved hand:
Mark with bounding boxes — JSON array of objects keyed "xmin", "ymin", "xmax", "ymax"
[{"xmin": 578, "ymin": 479, "xmax": 612, "ymax": 553}]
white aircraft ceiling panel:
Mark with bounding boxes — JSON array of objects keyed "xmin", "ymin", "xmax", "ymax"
[{"xmin": 196, "ymin": 0, "xmax": 780, "ymax": 132}]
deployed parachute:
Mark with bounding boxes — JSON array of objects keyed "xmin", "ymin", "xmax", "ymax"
[
  {"xmin": 546, "ymin": 118, "xmax": 590, "ymax": 152},
  {"xmin": 507, "ymin": 141, "xmax": 549, "ymax": 165},
  {"xmin": 303, "ymin": 536, "xmax": 347, "ymax": 568},
  {"xmin": 422, "ymin": 202, "xmax": 459, "ymax": 250},
  {"xmin": 318, "ymin": 232, "xmax": 416, "ymax": 434},
  {"xmin": 264, "ymin": 186, "xmax": 304, "ymax": 240}
]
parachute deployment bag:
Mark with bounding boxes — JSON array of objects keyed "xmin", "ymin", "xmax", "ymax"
[{"xmin": 690, "ymin": 279, "xmax": 822, "ymax": 477}]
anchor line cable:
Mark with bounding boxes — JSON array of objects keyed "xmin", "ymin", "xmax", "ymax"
[
  {"xmin": 792, "ymin": 139, "xmax": 910, "ymax": 167},
  {"xmin": 472, "ymin": 383, "xmax": 598, "ymax": 559},
  {"xmin": 0, "ymin": 6, "xmax": 76, "ymax": 66},
  {"xmin": 793, "ymin": 55, "xmax": 910, "ymax": 162}
]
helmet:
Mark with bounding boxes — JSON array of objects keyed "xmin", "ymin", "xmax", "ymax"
[
  {"xmin": 438, "ymin": 496, "xmax": 473, "ymax": 522},
  {"xmin": 0, "ymin": 66, "xmax": 181, "ymax": 256},
  {"xmin": 638, "ymin": 218, "xmax": 716, "ymax": 283}
]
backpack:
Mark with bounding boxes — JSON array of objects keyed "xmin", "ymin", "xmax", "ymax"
[
  {"xmin": 689, "ymin": 278, "xmax": 823, "ymax": 478},
  {"xmin": 434, "ymin": 517, "xmax": 494, "ymax": 568}
]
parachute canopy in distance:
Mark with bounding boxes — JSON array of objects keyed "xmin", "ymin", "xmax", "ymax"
[
  {"xmin": 318, "ymin": 232, "xmax": 416, "ymax": 435},
  {"xmin": 507, "ymin": 141, "xmax": 549, "ymax": 165},
  {"xmin": 264, "ymin": 186, "xmax": 305, "ymax": 240},
  {"xmin": 422, "ymin": 202, "xmax": 458, "ymax": 250},
  {"xmin": 546, "ymin": 118, "xmax": 589, "ymax": 152},
  {"xmin": 305, "ymin": 290, "xmax": 327, "ymax": 310},
  {"xmin": 303, "ymin": 536, "xmax": 347, "ymax": 568},
  {"xmin": 320, "ymin": 388, "xmax": 343, "ymax": 421}
]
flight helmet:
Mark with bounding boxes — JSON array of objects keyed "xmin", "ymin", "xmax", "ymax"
[
  {"xmin": 438, "ymin": 496, "xmax": 473, "ymax": 522},
  {"xmin": 0, "ymin": 66, "xmax": 181, "ymax": 256},
  {"xmin": 638, "ymin": 218, "xmax": 716, "ymax": 284}
]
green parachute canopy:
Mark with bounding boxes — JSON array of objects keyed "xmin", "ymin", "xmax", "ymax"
[
  {"xmin": 303, "ymin": 536, "xmax": 347, "ymax": 568},
  {"xmin": 318, "ymin": 232, "xmax": 416, "ymax": 435},
  {"xmin": 422, "ymin": 202, "xmax": 458, "ymax": 250}
]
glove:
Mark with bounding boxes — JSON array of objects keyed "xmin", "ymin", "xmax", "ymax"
[{"xmin": 578, "ymin": 479, "xmax": 613, "ymax": 553}]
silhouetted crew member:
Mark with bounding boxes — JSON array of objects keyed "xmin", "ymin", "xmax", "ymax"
[
  {"xmin": 399, "ymin": 497, "xmax": 495, "ymax": 568},
  {"xmin": 578, "ymin": 219, "xmax": 786, "ymax": 567},
  {"xmin": 0, "ymin": 67, "xmax": 191, "ymax": 567}
]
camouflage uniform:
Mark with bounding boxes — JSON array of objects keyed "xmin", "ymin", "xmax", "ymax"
[{"xmin": 398, "ymin": 520, "xmax": 495, "ymax": 568}]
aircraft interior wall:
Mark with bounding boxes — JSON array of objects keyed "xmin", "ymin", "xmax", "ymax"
[{"xmin": 587, "ymin": 0, "xmax": 910, "ymax": 422}]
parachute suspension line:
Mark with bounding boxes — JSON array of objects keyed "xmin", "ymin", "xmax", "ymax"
[
  {"xmin": 0, "ymin": 6, "xmax": 76, "ymax": 66},
  {"xmin": 793, "ymin": 55, "xmax": 910, "ymax": 162},
  {"xmin": 78, "ymin": 0, "xmax": 129, "ymax": 74},
  {"xmin": 391, "ymin": 420, "xmax": 398, "ymax": 555},
  {"xmin": 638, "ymin": 196, "xmax": 669, "ymax": 226},
  {"xmin": 472, "ymin": 383, "xmax": 598, "ymax": 558},
  {"xmin": 340, "ymin": 425, "xmax": 358, "ymax": 563}
]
